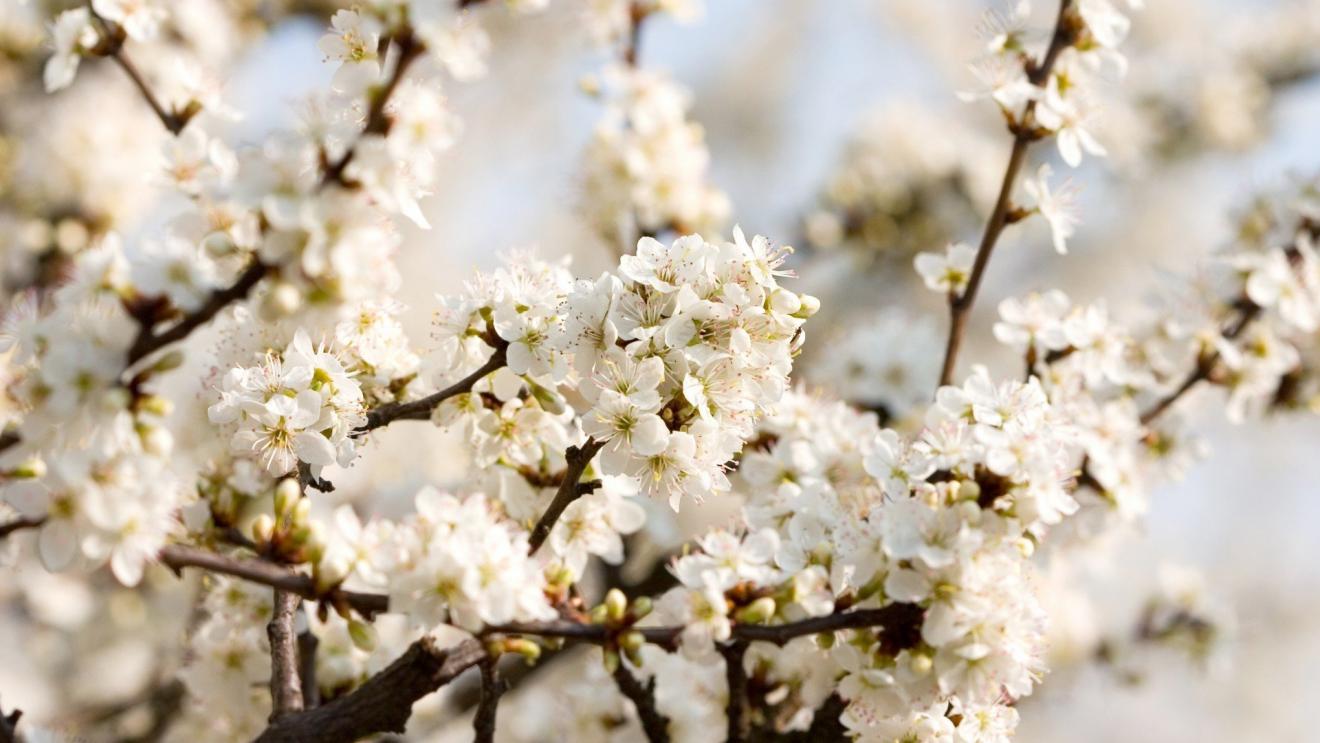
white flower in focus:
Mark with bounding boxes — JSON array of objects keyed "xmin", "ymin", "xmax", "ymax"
[{"xmin": 318, "ymin": 9, "xmax": 382, "ymax": 94}]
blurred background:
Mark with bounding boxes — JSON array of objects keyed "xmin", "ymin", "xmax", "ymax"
[{"xmin": 3, "ymin": 0, "xmax": 1320, "ymax": 740}]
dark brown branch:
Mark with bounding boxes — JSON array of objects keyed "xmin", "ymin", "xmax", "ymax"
[
  {"xmin": 0, "ymin": 697, "xmax": 20, "ymax": 743},
  {"xmin": 613, "ymin": 664, "xmax": 670, "ymax": 742},
  {"xmin": 473, "ymin": 658, "xmax": 506, "ymax": 743},
  {"xmin": 127, "ymin": 259, "xmax": 270, "ymax": 365},
  {"xmin": 0, "ymin": 515, "xmax": 45, "ymax": 540},
  {"xmin": 268, "ymin": 590, "xmax": 305, "ymax": 719},
  {"xmin": 937, "ymin": 0, "xmax": 1077, "ymax": 387},
  {"xmin": 526, "ymin": 438, "xmax": 606, "ymax": 554},
  {"xmin": 253, "ymin": 637, "xmax": 487, "ymax": 743},
  {"xmin": 158, "ymin": 544, "xmax": 389, "ymax": 618},
  {"xmin": 356, "ymin": 343, "xmax": 507, "ymax": 433},
  {"xmin": 298, "ymin": 630, "xmax": 320, "ymax": 709},
  {"xmin": 0, "ymin": 432, "xmax": 19, "ymax": 454},
  {"xmin": 86, "ymin": 7, "xmax": 192, "ymax": 135},
  {"xmin": 722, "ymin": 641, "xmax": 749, "ymax": 743}
]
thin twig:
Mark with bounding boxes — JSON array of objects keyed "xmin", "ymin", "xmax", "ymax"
[
  {"xmin": 0, "ymin": 515, "xmax": 45, "ymax": 540},
  {"xmin": 526, "ymin": 438, "xmax": 606, "ymax": 554},
  {"xmin": 356, "ymin": 343, "xmax": 507, "ymax": 433},
  {"xmin": 937, "ymin": 0, "xmax": 1077, "ymax": 387},
  {"xmin": 1139, "ymin": 301, "xmax": 1261, "ymax": 426},
  {"xmin": 613, "ymin": 664, "xmax": 670, "ymax": 742},
  {"xmin": 323, "ymin": 31, "xmax": 425, "ymax": 186},
  {"xmin": 126, "ymin": 259, "xmax": 270, "ymax": 365},
  {"xmin": 268, "ymin": 590, "xmax": 305, "ymax": 719},
  {"xmin": 158, "ymin": 544, "xmax": 389, "ymax": 618},
  {"xmin": 86, "ymin": 5, "xmax": 190, "ymax": 135},
  {"xmin": 473, "ymin": 658, "xmax": 506, "ymax": 743}
]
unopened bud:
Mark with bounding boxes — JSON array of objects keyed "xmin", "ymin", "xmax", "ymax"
[
  {"xmin": 604, "ymin": 588, "xmax": 628, "ymax": 623},
  {"xmin": 274, "ymin": 478, "xmax": 300, "ymax": 517},
  {"xmin": 815, "ymin": 631, "xmax": 835, "ymax": 649},
  {"xmin": 267, "ymin": 282, "xmax": 302, "ymax": 316},
  {"xmin": 602, "ymin": 648, "xmax": 620, "ymax": 674},
  {"xmin": 909, "ymin": 651, "xmax": 933, "ymax": 676},
  {"xmin": 735, "ymin": 596, "xmax": 777, "ymax": 625},
  {"xmin": 8, "ymin": 458, "xmax": 45, "ymax": 480},
  {"xmin": 291, "ymin": 497, "xmax": 312, "ymax": 528},
  {"xmin": 141, "ymin": 426, "xmax": 174, "ymax": 456},
  {"xmin": 348, "ymin": 619, "xmax": 377, "ymax": 651},
  {"xmin": 137, "ymin": 394, "xmax": 175, "ymax": 417},
  {"xmin": 251, "ymin": 513, "xmax": 275, "ymax": 544},
  {"xmin": 619, "ymin": 630, "xmax": 645, "ymax": 652},
  {"xmin": 630, "ymin": 596, "xmax": 653, "ymax": 621},
  {"xmin": 1015, "ymin": 536, "xmax": 1035, "ymax": 559},
  {"xmin": 150, "ymin": 351, "xmax": 186, "ymax": 375},
  {"xmin": 795, "ymin": 294, "xmax": 821, "ymax": 318},
  {"xmin": 505, "ymin": 638, "xmax": 542, "ymax": 664},
  {"xmin": 589, "ymin": 604, "xmax": 609, "ymax": 624}
]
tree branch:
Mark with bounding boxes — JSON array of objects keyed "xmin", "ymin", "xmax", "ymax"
[
  {"xmin": 356, "ymin": 343, "xmax": 507, "ymax": 434},
  {"xmin": 722, "ymin": 641, "xmax": 749, "ymax": 743},
  {"xmin": 937, "ymin": 0, "xmax": 1076, "ymax": 387},
  {"xmin": 322, "ymin": 31, "xmax": 425, "ymax": 186},
  {"xmin": 526, "ymin": 438, "xmax": 606, "ymax": 554},
  {"xmin": 1139, "ymin": 300, "xmax": 1262, "ymax": 426},
  {"xmin": 0, "ymin": 697, "xmax": 20, "ymax": 743},
  {"xmin": 157, "ymin": 544, "xmax": 388, "ymax": 618},
  {"xmin": 613, "ymin": 664, "xmax": 670, "ymax": 742},
  {"xmin": 473, "ymin": 658, "xmax": 505, "ymax": 743},
  {"xmin": 0, "ymin": 515, "xmax": 45, "ymax": 540},
  {"xmin": 253, "ymin": 637, "xmax": 487, "ymax": 743},
  {"xmin": 87, "ymin": 6, "xmax": 192, "ymax": 135},
  {"xmin": 267, "ymin": 590, "xmax": 305, "ymax": 719},
  {"xmin": 127, "ymin": 259, "xmax": 270, "ymax": 366},
  {"xmin": 298, "ymin": 630, "xmax": 320, "ymax": 709}
]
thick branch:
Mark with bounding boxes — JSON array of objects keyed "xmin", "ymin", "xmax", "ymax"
[
  {"xmin": 937, "ymin": 0, "xmax": 1076, "ymax": 387},
  {"xmin": 0, "ymin": 698, "xmax": 20, "ymax": 743},
  {"xmin": 268, "ymin": 590, "xmax": 305, "ymax": 719},
  {"xmin": 253, "ymin": 637, "xmax": 486, "ymax": 743},
  {"xmin": 356, "ymin": 344, "xmax": 507, "ymax": 433},
  {"xmin": 613, "ymin": 665, "xmax": 670, "ymax": 743},
  {"xmin": 473, "ymin": 659, "xmax": 505, "ymax": 743},
  {"xmin": 526, "ymin": 438, "xmax": 606, "ymax": 554},
  {"xmin": 158, "ymin": 544, "xmax": 388, "ymax": 618}
]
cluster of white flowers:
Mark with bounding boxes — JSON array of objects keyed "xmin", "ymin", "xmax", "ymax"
[
  {"xmin": 207, "ymin": 330, "xmax": 366, "ymax": 477},
  {"xmin": 568, "ymin": 230, "xmax": 817, "ymax": 508},
  {"xmin": 583, "ymin": 65, "xmax": 731, "ymax": 249},
  {"xmin": 382, "ymin": 489, "xmax": 558, "ymax": 632},
  {"xmin": 0, "ymin": 239, "xmax": 179, "ymax": 586}
]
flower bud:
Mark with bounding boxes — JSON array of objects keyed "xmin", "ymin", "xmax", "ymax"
[
  {"xmin": 735, "ymin": 596, "xmax": 777, "ymax": 625},
  {"xmin": 795, "ymin": 294, "xmax": 821, "ymax": 318},
  {"xmin": 274, "ymin": 478, "xmax": 300, "ymax": 517},
  {"xmin": 630, "ymin": 596, "xmax": 653, "ymax": 621},
  {"xmin": 602, "ymin": 648, "xmax": 620, "ymax": 674},
  {"xmin": 604, "ymin": 588, "xmax": 628, "ymax": 623},
  {"xmin": 8, "ymin": 458, "xmax": 45, "ymax": 480},
  {"xmin": 137, "ymin": 393, "xmax": 175, "ymax": 417},
  {"xmin": 141, "ymin": 426, "xmax": 174, "ymax": 456},
  {"xmin": 589, "ymin": 604, "xmax": 609, "ymax": 624},
  {"xmin": 291, "ymin": 497, "xmax": 312, "ymax": 528},
  {"xmin": 505, "ymin": 638, "xmax": 542, "ymax": 664},
  {"xmin": 909, "ymin": 651, "xmax": 933, "ymax": 676},
  {"xmin": 619, "ymin": 630, "xmax": 645, "ymax": 652},
  {"xmin": 150, "ymin": 351, "xmax": 186, "ymax": 375},
  {"xmin": 251, "ymin": 513, "xmax": 275, "ymax": 544},
  {"xmin": 267, "ymin": 281, "xmax": 303, "ymax": 316},
  {"xmin": 348, "ymin": 619, "xmax": 378, "ymax": 651}
]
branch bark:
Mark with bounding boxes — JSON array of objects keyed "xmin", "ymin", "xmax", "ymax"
[
  {"xmin": 356, "ymin": 343, "xmax": 507, "ymax": 433},
  {"xmin": 127, "ymin": 259, "xmax": 270, "ymax": 365},
  {"xmin": 613, "ymin": 664, "xmax": 670, "ymax": 742},
  {"xmin": 253, "ymin": 637, "xmax": 486, "ymax": 743},
  {"xmin": 722, "ymin": 641, "xmax": 749, "ymax": 743},
  {"xmin": 0, "ymin": 515, "xmax": 44, "ymax": 540},
  {"xmin": 267, "ymin": 590, "xmax": 305, "ymax": 720},
  {"xmin": 473, "ymin": 658, "xmax": 506, "ymax": 743},
  {"xmin": 158, "ymin": 544, "xmax": 389, "ymax": 618},
  {"xmin": 527, "ymin": 438, "xmax": 606, "ymax": 554}
]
